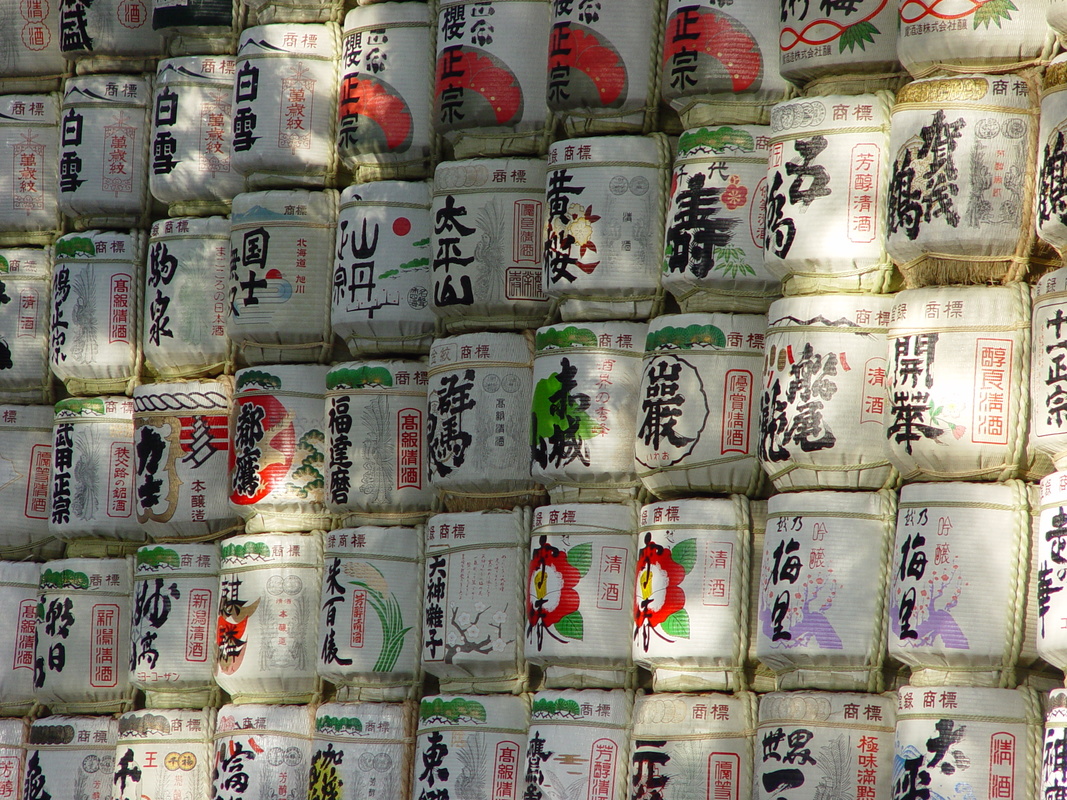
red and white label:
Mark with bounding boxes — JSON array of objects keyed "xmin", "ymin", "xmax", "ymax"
[
  {"xmin": 587, "ymin": 739, "xmax": 617, "ymax": 800},
  {"xmin": 972, "ymin": 338, "xmax": 1011, "ymax": 445},
  {"xmin": 109, "ymin": 271, "xmax": 132, "ymax": 343},
  {"xmin": 492, "ymin": 740, "xmax": 521, "ymax": 800},
  {"xmin": 107, "ymin": 441, "xmax": 133, "ymax": 518},
  {"xmin": 25, "ymin": 443, "xmax": 50, "ymax": 519},
  {"xmin": 90, "ymin": 603, "xmax": 119, "ymax": 687},
  {"xmin": 186, "ymin": 588, "xmax": 212, "ymax": 662},
  {"xmin": 350, "ymin": 587, "xmax": 366, "ymax": 648},
  {"xmin": 708, "ymin": 752, "xmax": 740, "ymax": 800},
  {"xmin": 12, "ymin": 599, "xmax": 36, "ymax": 670},
  {"xmin": 396, "ymin": 408, "xmax": 423, "ymax": 490},
  {"xmin": 721, "ymin": 369, "xmax": 752, "ymax": 455}
]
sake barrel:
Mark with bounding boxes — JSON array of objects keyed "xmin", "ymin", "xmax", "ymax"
[
  {"xmin": 143, "ymin": 217, "xmax": 232, "ymax": 379},
  {"xmin": 1032, "ymin": 268, "xmax": 1067, "ymax": 469},
  {"xmin": 0, "ymin": 95, "xmax": 61, "ymax": 245},
  {"xmin": 131, "ymin": 543, "xmax": 219, "ymax": 708},
  {"xmin": 59, "ymin": 0, "xmax": 164, "ymax": 75},
  {"xmin": 888, "ymin": 481, "xmax": 1036, "ymax": 687},
  {"xmin": 543, "ymin": 135, "xmax": 669, "ymax": 322},
  {"xmin": 1039, "ymin": 58, "xmax": 1067, "ymax": 259},
  {"xmin": 757, "ymin": 490, "xmax": 896, "ymax": 692},
  {"xmin": 50, "ymin": 230, "xmax": 143, "ymax": 396},
  {"xmin": 431, "ymin": 158, "xmax": 550, "ymax": 332},
  {"xmin": 886, "ymin": 74, "xmax": 1039, "ymax": 286},
  {"xmin": 338, "ymin": 3, "xmax": 433, "ymax": 181},
  {"xmin": 212, "ymin": 705, "xmax": 314, "ymax": 800},
  {"xmin": 215, "ymin": 531, "xmax": 323, "ymax": 703},
  {"xmin": 0, "ymin": 720, "xmax": 26, "ymax": 798},
  {"xmin": 58, "ymin": 75, "xmax": 152, "ymax": 229},
  {"xmin": 524, "ymin": 689, "xmax": 632, "ymax": 800},
  {"xmin": 231, "ymin": 24, "xmax": 341, "ymax": 190},
  {"xmin": 332, "ymin": 181, "xmax": 434, "ymax": 357},
  {"xmin": 548, "ymin": 0, "xmax": 662, "ymax": 136},
  {"xmin": 630, "ymin": 692, "xmax": 755, "ymax": 800},
  {"xmin": 422, "ymin": 509, "xmax": 529, "ymax": 693},
  {"xmin": 0, "ymin": 1, "xmax": 65, "ymax": 94},
  {"xmin": 312, "ymin": 702, "xmax": 413, "ymax": 800},
  {"xmin": 228, "ymin": 190, "xmax": 337, "ymax": 366},
  {"xmin": 0, "ymin": 406, "xmax": 60, "ymax": 559},
  {"xmin": 895, "ymin": 685, "xmax": 1041, "ymax": 800},
  {"xmin": 898, "ymin": 0, "xmax": 1049, "ymax": 79},
  {"xmin": 229, "ymin": 365, "xmax": 330, "ymax": 533},
  {"xmin": 755, "ymin": 692, "xmax": 895, "ymax": 800},
  {"xmin": 1036, "ymin": 472, "xmax": 1067, "ymax": 674},
  {"xmin": 661, "ymin": 125, "xmax": 779, "ymax": 314},
  {"xmin": 747, "ymin": 499, "xmax": 775, "ymax": 693},
  {"xmin": 427, "ymin": 333, "xmax": 541, "ymax": 510},
  {"xmin": 885, "ymin": 284, "xmax": 1034, "ymax": 482},
  {"xmin": 778, "ymin": 0, "xmax": 900, "ymax": 86},
  {"xmin": 660, "ymin": 1, "xmax": 791, "ymax": 128},
  {"xmin": 0, "ymin": 562, "xmax": 41, "ymax": 715},
  {"xmin": 325, "ymin": 362, "xmax": 433, "ymax": 526},
  {"xmin": 49, "ymin": 397, "xmax": 146, "ymax": 543},
  {"xmin": 25, "ymin": 717, "xmax": 116, "ymax": 800},
  {"xmin": 35, "ymin": 557, "xmax": 134, "ymax": 713},
  {"xmin": 633, "ymin": 497, "xmax": 751, "ymax": 693},
  {"xmin": 759, "ymin": 294, "xmax": 897, "ymax": 492},
  {"xmin": 434, "ymin": 0, "xmax": 552, "ymax": 158},
  {"xmin": 244, "ymin": 0, "xmax": 342, "ymax": 26},
  {"xmin": 1046, "ymin": 689, "xmax": 1067, "ymax": 799},
  {"xmin": 1053, "ymin": 1, "xmax": 1067, "ymax": 45},
  {"xmin": 0, "ymin": 249, "xmax": 51, "ymax": 404},
  {"xmin": 415, "ymin": 694, "xmax": 528, "ymax": 800},
  {"xmin": 133, "ymin": 380, "xmax": 236, "ymax": 540},
  {"xmin": 636, "ymin": 313, "xmax": 766, "ymax": 498},
  {"xmin": 153, "ymin": 0, "xmax": 238, "ymax": 56},
  {"xmin": 525, "ymin": 503, "xmax": 636, "ymax": 689},
  {"xmin": 764, "ymin": 93, "xmax": 895, "ymax": 295},
  {"xmin": 531, "ymin": 322, "xmax": 646, "ymax": 503},
  {"xmin": 149, "ymin": 58, "xmax": 244, "ymax": 216},
  {"xmin": 318, "ymin": 527, "xmax": 422, "ymax": 702},
  {"xmin": 114, "ymin": 708, "xmax": 213, "ymax": 800}
]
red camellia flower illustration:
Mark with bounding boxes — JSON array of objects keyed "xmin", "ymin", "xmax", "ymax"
[
  {"xmin": 527, "ymin": 536, "xmax": 581, "ymax": 650},
  {"xmin": 634, "ymin": 533, "xmax": 687, "ymax": 652}
]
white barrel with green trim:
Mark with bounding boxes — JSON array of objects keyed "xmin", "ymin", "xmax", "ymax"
[
  {"xmin": 131, "ymin": 543, "xmax": 219, "ymax": 708},
  {"xmin": 51, "ymin": 230, "xmax": 143, "ymax": 396},
  {"xmin": 759, "ymin": 294, "xmax": 897, "ymax": 492},
  {"xmin": 1045, "ymin": 689, "xmax": 1067, "ymax": 798},
  {"xmin": 1031, "ymin": 268, "xmax": 1067, "ymax": 469},
  {"xmin": 326, "ymin": 361, "xmax": 433, "ymax": 525},
  {"xmin": 431, "ymin": 158, "xmax": 550, "ymax": 333},
  {"xmin": 49, "ymin": 397, "xmax": 146, "ymax": 543},
  {"xmin": 114, "ymin": 709, "xmax": 213, "ymax": 800},
  {"xmin": 885, "ymin": 284, "xmax": 1037, "ymax": 482},
  {"xmin": 757, "ymin": 490, "xmax": 896, "ymax": 692},
  {"xmin": 661, "ymin": 125, "xmax": 778, "ymax": 314},
  {"xmin": 149, "ymin": 57, "xmax": 244, "ymax": 217},
  {"xmin": 524, "ymin": 689, "xmax": 632, "ymax": 800},
  {"xmin": 422, "ymin": 509, "xmax": 528, "ymax": 693},
  {"xmin": 0, "ymin": 5, "xmax": 65, "ymax": 95},
  {"xmin": 34, "ymin": 557, "xmax": 134, "ymax": 713},
  {"xmin": 211, "ymin": 705, "xmax": 314, "ymax": 800},
  {"xmin": 215, "ymin": 531, "xmax": 322, "ymax": 704},
  {"xmin": 318, "ymin": 527, "xmax": 422, "ymax": 702},
  {"xmin": 331, "ymin": 181, "xmax": 434, "ymax": 357},
  {"xmin": 532, "ymin": 322, "xmax": 646, "ymax": 503},
  {"xmin": 143, "ymin": 217, "xmax": 232, "ymax": 380},
  {"xmin": 1034, "ymin": 472, "xmax": 1067, "ymax": 673},
  {"xmin": 1039, "ymin": 59, "xmax": 1067, "ymax": 259},
  {"xmin": 886, "ymin": 75, "xmax": 1039, "ymax": 287},
  {"xmin": 427, "ymin": 333, "xmax": 541, "ymax": 510},
  {"xmin": 755, "ymin": 692, "xmax": 895, "ymax": 800},
  {"xmin": 0, "ymin": 94, "xmax": 60, "ymax": 245},
  {"xmin": 631, "ymin": 692, "xmax": 754, "ymax": 800},
  {"xmin": 778, "ymin": 0, "xmax": 899, "ymax": 86},
  {"xmin": 338, "ymin": 3, "xmax": 432, "ymax": 181},
  {"xmin": 228, "ymin": 190, "xmax": 337, "ymax": 366},
  {"xmin": 0, "ymin": 406, "xmax": 60, "ymax": 559},
  {"xmin": 231, "ymin": 24, "xmax": 341, "ymax": 189},
  {"xmin": 636, "ymin": 313, "xmax": 765, "ymax": 498},
  {"xmin": 58, "ymin": 0, "xmax": 163, "ymax": 75},
  {"xmin": 58, "ymin": 75, "xmax": 152, "ymax": 229},
  {"xmin": 133, "ymin": 379, "xmax": 235, "ymax": 540},
  {"xmin": 633, "ymin": 497, "xmax": 750, "ymax": 693},
  {"xmin": 229, "ymin": 365, "xmax": 331, "ymax": 533},
  {"xmin": 312, "ymin": 702, "xmax": 413, "ymax": 800},
  {"xmin": 889, "ymin": 481, "xmax": 1038, "ymax": 687},
  {"xmin": 525, "ymin": 503, "xmax": 635, "ymax": 689},
  {"xmin": 895, "ymin": 685, "xmax": 1041, "ymax": 800},
  {"xmin": 25, "ymin": 716, "xmax": 116, "ymax": 800},
  {"xmin": 0, "ymin": 249, "xmax": 51, "ymax": 404},
  {"xmin": 543, "ymin": 134, "xmax": 668, "ymax": 322},
  {"xmin": 415, "ymin": 694, "xmax": 528, "ymax": 800},
  {"xmin": 0, "ymin": 562, "xmax": 41, "ymax": 715}
]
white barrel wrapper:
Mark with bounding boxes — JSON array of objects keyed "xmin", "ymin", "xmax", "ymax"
[
  {"xmin": 113, "ymin": 709, "xmax": 213, "ymax": 800},
  {"xmin": 318, "ymin": 527, "xmax": 422, "ymax": 702},
  {"xmin": 422, "ymin": 509, "xmax": 528, "ymax": 693},
  {"xmin": 757, "ymin": 490, "xmax": 896, "ymax": 692},
  {"xmin": 25, "ymin": 717, "xmax": 116, "ymax": 800},
  {"xmin": 778, "ymin": 0, "xmax": 899, "ymax": 85},
  {"xmin": 0, "ymin": 249, "xmax": 51, "ymax": 404},
  {"xmin": 1032, "ymin": 268, "xmax": 1067, "ymax": 469},
  {"xmin": 211, "ymin": 705, "xmax": 314, "ymax": 800},
  {"xmin": 312, "ymin": 702, "xmax": 413, "ymax": 800},
  {"xmin": 0, "ymin": 719, "xmax": 26, "ymax": 799},
  {"xmin": 0, "ymin": 3, "xmax": 65, "ymax": 94},
  {"xmin": 526, "ymin": 503, "xmax": 636, "ymax": 689},
  {"xmin": 1045, "ymin": 688, "xmax": 1067, "ymax": 799},
  {"xmin": 1039, "ymin": 58, "xmax": 1067, "ymax": 259},
  {"xmin": 0, "ymin": 406, "xmax": 60, "ymax": 559},
  {"xmin": 130, "ymin": 543, "xmax": 219, "ymax": 708},
  {"xmin": 633, "ymin": 497, "xmax": 750, "ymax": 693},
  {"xmin": 0, "ymin": 562, "xmax": 41, "ymax": 714},
  {"xmin": 0, "ymin": 94, "xmax": 60, "ymax": 244},
  {"xmin": 215, "ymin": 531, "xmax": 322, "ymax": 704},
  {"xmin": 58, "ymin": 0, "xmax": 163, "ymax": 74},
  {"xmin": 1036, "ymin": 472, "xmax": 1067, "ymax": 673}
]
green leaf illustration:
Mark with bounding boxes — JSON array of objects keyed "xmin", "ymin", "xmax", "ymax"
[
  {"xmin": 567, "ymin": 542, "xmax": 593, "ymax": 578},
  {"xmin": 555, "ymin": 611, "xmax": 584, "ymax": 640},
  {"xmin": 660, "ymin": 608, "xmax": 691, "ymax": 639},
  {"xmin": 671, "ymin": 539, "xmax": 697, "ymax": 575},
  {"xmin": 973, "ymin": 0, "xmax": 1016, "ymax": 28},
  {"xmin": 838, "ymin": 20, "xmax": 879, "ymax": 52}
]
